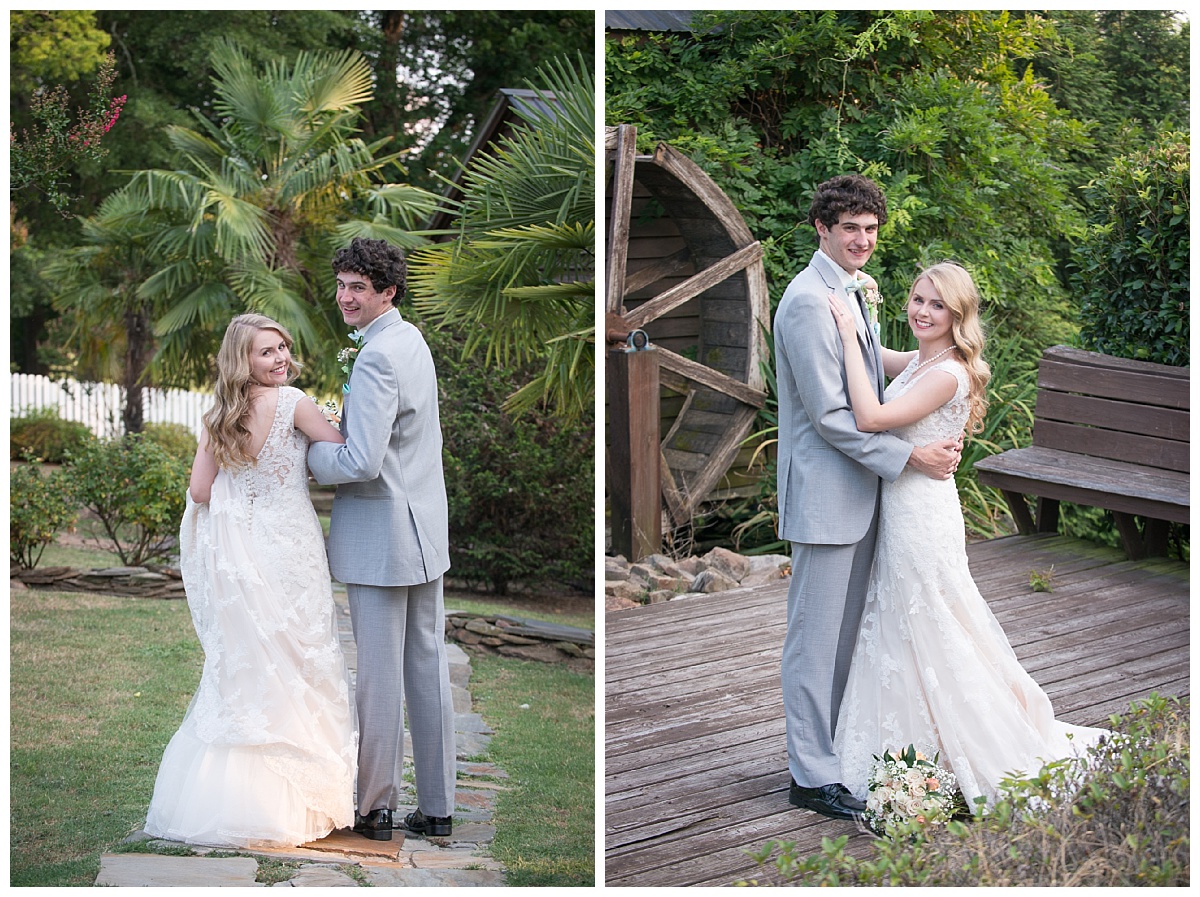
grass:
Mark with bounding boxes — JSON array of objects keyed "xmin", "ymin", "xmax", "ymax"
[
  {"xmin": 10, "ymin": 589, "xmax": 204, "ymax": 887},
  {"xmin": 11, "ymin": 540, "xmax": 595, "ymax": 887},
  {"xmin": 467, "ymin": 654, "xmax": 596, "ymax": 886}
]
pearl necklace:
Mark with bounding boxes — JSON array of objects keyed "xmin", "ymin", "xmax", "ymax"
[{"xmin": 910, "ymin": 345, "xmax": 956, "ymax": 377}]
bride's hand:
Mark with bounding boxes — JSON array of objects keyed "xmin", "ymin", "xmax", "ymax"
[{"xmin": 827, "ymin": 291, "xmax": 857, "ymax": 343}]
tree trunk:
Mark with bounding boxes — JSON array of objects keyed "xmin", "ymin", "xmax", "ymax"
[{"xmin": 122, "ymin": 306, "xmax": 152, "ymax": 435}]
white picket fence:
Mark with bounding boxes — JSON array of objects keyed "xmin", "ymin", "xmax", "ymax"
[{"xmin": 11, "ymin": 373, "xmax": 211, "ymax": 438}]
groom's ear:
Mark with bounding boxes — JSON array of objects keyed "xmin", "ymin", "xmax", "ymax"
[{"xmin": 383, "ymin": 284, "xmax": 398, "ymax": 304}]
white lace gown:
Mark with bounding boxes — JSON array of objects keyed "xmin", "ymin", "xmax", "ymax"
[
  {"xmin": 835, "ymin": 358, "xmax": 1106, "ymax": 810},
  {"xmin": 145, "ymin": 386, "xmax": 356, "ymax": 848}
]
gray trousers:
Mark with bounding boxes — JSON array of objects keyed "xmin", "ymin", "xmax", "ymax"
[
  {"xmin": 781, "ymin": 512, "xmax": 879, "ymax": 788},
  {"xmin": 347, "ymin": 577, "xmax": 456, "ymax": 817}
]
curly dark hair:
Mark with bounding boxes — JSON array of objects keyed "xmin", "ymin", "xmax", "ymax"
[
  {"xmin": 807, "ymin": 174, "xmax": 888, "ymax": 230},
  {"xmin": 331, "ymin": 237, "xmax": 407, "ymax": 305}
]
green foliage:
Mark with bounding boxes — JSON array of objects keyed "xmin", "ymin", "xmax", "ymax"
[
  {"xmin": 10, "ymin": 463, "xmax": 79, "ymax": 569},
  {"xmin": 10, "ymin": 406, "xmax": 96, "ymax": 463},
  {"xmin": 410, "ymin": 53, "xmax": 596, "ymax": 422},
  {"xmin": 140, "ymin": 422, "xmax": 199, "ymax": 461},
  {"xmin": 606, "ymin": 10, "xmax": 1086, "ymax": 355},
  {"xmin": 744, "ymin": 693, "xmax": 1188, "ymax": 887},
  {"xmin": 432, "ymin": 328, "xmax": 593, "ymax": 595},
  {"xmin": 61, "ymin": 433, "xmax": 189, "ymax": 566},
  {"xmin": 10, "ymin": 49, "xmax": 127, "ymax": 214},
  {"xmin": 1072, "ymin": 136, "xmax": 1189, "ymax": 366},
  {"xmin": 10, "ymin": 10, "xmax": 112, "ymax": 90}
]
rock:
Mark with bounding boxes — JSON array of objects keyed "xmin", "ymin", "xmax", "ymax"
[
  {"xmin": 604, "ymin": 557, "xmax": 631, "ymax": 581},
  {"xmin": 702, "ymin": 546, "xmax": 750, "ymax": 583},
  {"xmin": 648, "ymin": 574, "xmax": 690, "ymax": 593},
  {"xmin": 690, "ymin": 567, "xmax": 741, "ymax": 594},
  {"xmin": 674, "ymin": 556, "xmax": 706, "ymax": 577},
  {"xmin": 646, "ymin": 589, "xmax": 675, "ymax": 604},
  {"xmin": 605, "ymin": 580, "xmax": 644, "ymax": 602}
]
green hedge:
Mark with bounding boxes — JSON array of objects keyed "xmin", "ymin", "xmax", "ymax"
[
  {"xmin": 429, "ymin": 328, "xmax": 594, "ymax": 596},
  {"xmin": 10, "ymin": 407, "xmax": 95, "ymax": 463},
  {"xmin": 1072, "ymin": 135, "xmax": 1189, "ymax": 366}
]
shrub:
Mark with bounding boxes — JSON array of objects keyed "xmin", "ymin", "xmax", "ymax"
[
  {"xmin": 1072, "ymin": 135, "xmax": 1189, "ymax": 366},
  {"xmin": 744, "ymin": 693, "xmax": 1189, "ymax": 887},
  {"xmin": 140, "ymin": 422, "xmax": 199, "ymax": 460},
  {"xmin": 10, "ymin": 407, "xmax": 94, "ymax": 463},
  {"xmin": 430, "ymin": 328, "xmax": 594, "ymax": 596},
  {"xmin": 61, "ymin": 432, "xmax": 189, "ymax": 566},
  {"xmin": 10, "ymin": 463, "xmax": 78, "ymax": 569}
]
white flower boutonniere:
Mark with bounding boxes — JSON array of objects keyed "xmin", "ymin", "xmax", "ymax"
[
  {"xmin": 857, "ymin": 276, "xmax": 883, "ymax": 338},
  {"xmin": 339, "ymin": 330, "xmax": 363, "ymax": 393}
]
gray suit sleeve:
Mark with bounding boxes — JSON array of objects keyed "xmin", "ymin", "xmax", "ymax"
[
  {"xmin": 778, "ymin": 285, "xmax": 912, "ymax": 482},
  {"xmin": 308, "ymin": 347, "xmax": 398, "ymax": 485}
]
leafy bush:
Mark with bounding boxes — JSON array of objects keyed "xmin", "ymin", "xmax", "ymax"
[
  {"xmin": 61, "ymin": 433, "xmax": 189, "ymax": 566},
  {"xmin": 140, "ymin": 422, "xmax": 199, "ymax": 460},
  {"xmin": 10, "ymin": 463, "xmax": 79, "ymax": 569},
  {"xmin": 744, "ymin": 693, "xmax": 1188, "ymax": 887},
  {"xmin": 430, "ymin": 328, "xmax": 594, "ymax": 595},
  {"xmin": 10, "ymin": 407, "xmax": 95, "ymax": 463},
  {"xmin": 1072, "ymin": 135, "xmax": 1189, "ymax": 366}
]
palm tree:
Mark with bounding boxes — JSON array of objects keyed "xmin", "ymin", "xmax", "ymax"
[
  {"xmin": 407, "ymin": 53, "xmax": 595, "ymax": 421},
  {"xmin": 102, "ymin": 39, "xmax": 440, "ymax": 392}
]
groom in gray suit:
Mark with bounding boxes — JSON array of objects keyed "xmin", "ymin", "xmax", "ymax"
[
  {"xmin": 775, "ymin": 175, "xmax": 960, "ymax": 820},
  {"xmin": 309, "ymin": 237, "xmax": 456, "ymax": 840}
]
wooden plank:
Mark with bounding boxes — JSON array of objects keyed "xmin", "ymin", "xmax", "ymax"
[
  {"xmin": 1032, "ymin": 419, "xmax": 1190, "ymax": 472},
  {"xmin": 1037, "ymin": 357, "xmax": 1189, "ymax": 409},
  {"xmin": 974, "ymin": 446, "xmax": 1189, "ymax": 519},
  {"xmin": 605, "ymin": 123, "xmax": 637, "ymax": 314},
  {"xmin": 657, "ymin": 347, "xmax": 768, "ymax": 408},
  {"xmin": 622, "ymin": 246, "xmax": 693, "ymax": 297},
  {"xmin": 1035, "ymin": 390, "xmax": 1190, "ymax": 442},
  {"xmin": 623, "ymin": 242, "xmax": 762, "ymax": 331}
]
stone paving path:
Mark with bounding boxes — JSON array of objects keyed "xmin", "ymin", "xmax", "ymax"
[{"xmin": 96, "ymin": 584, "xmax": 507, "ymax": 887}]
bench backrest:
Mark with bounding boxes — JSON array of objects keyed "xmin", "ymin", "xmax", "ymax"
[{"xmin": 1032, "ymin": 345, "xmax": 1190, "ymax": 474}]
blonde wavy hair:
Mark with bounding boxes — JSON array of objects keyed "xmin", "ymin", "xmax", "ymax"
[
  {"xmin": 203, "ymin": 313, "xmax": 303, "ymax": 469},
  {"xmin": 909, "ymin": 262, "xmax": 990, "ymax": 434}
]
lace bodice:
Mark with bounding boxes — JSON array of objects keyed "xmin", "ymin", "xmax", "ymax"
[
  {"xmin": 226, "ymin": 386, "xmax": 312, "ymax": 510},
  {"xmin": 885, "ymin": 357, "xmax": 970, "ymax": 445}
]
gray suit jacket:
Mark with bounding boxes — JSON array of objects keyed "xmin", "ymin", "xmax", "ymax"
[
  {"xmin": 308, "ymin": 309, "xmax": 450, "ymax": 586},
  {"xmin": 774, "ymin": 251, "xmax": 912, "ymax": 545}
]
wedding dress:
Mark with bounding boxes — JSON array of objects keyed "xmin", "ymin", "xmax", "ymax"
[
  {"xmin": 145, "ymin": 386, "xmax": 356, "ymax": 848},
  {"xmin": 835, "ymin": 358, "xmax": 1106, "ymax": 810}
]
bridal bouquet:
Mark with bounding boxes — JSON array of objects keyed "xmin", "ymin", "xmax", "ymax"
[{"xmin": 864, "ymin": 745, "xmax": 959, "ymax": 835}]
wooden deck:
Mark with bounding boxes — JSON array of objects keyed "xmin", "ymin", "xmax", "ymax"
[{"xmin": 604, "ymin": 534, "xmax": 1190, "ymax": 887}]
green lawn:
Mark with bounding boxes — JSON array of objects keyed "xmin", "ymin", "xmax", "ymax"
[{"xmin": 11, "ymin": 567, "xmax": 595, "ymax": 886}]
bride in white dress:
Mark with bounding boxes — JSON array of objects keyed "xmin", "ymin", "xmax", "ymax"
[
  {"xmin": 145, "ymin": 313, "xmax": 357, "ymax": 848},
  {"xmin": 826, "ymin": 263, "xmax": 1106, "ymax": 811}
]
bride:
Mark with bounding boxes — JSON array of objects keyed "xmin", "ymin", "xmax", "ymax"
[
  {"xmin": 826, "ymin": 262, "xmax": 1106, "ymax": 811},
  {"xmin": 145, "ymin": 313, "xmax": 357, "ymax": 847}
]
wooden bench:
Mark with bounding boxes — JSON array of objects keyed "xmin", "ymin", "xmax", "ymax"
[{"xmin": 974, "ymin": 345, "xmax": 1189, "ymax": 559}]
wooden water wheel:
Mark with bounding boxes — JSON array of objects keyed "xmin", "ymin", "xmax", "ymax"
[{"xmin": 606, "ymin": 124, "xmax": 770, "ymax": 528}]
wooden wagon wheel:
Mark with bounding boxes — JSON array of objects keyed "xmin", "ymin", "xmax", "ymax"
[{"xmin": 605, "ymin": 124, "xmax": 770, "ymax": 529}]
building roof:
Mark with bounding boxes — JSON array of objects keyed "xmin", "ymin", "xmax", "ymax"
[
  {"xmin": 426, "ymin": 87, "xmax": 562, "ymax": 236},
  {"xmin": 605, "ymin": 11, "xmax": 698, "ymax": 33}
]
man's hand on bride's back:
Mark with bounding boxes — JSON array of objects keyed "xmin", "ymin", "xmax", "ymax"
[{"xmin": 907, "ymin": 433, "xmax": 963, "ymax": 480}]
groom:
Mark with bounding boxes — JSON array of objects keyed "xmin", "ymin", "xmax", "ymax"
[
  {"xmin": 309, "ymin": 237, "xmax": 456, "ymax": 841},
  {"xmin": 774, "ymin": 175, "xmax": 960, "ymax": 820}
]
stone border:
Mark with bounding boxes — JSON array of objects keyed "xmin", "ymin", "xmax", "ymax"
[
  {"xmin": 605, "ymin": 546, "xmax": 791, "ymax": 611},
  {"xmin": 446, "ymin": 612, "xmax": 595, "ymax": 672}
]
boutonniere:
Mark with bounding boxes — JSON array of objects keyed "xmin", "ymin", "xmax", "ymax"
[
  {"xmin": 338, "ymin": 330, "xmax": 363, "ymax": 393},
  {"xmin": 857, "ymin": 276, "xmax": 883, "ymax": 338}
]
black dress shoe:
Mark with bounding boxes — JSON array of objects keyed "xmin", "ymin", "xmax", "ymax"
[
  {"xmin": 789, "ymin": 780, "xmax": 865, "ymax": 821},
  {"xmin": 353, "ymin": 808, "xmax": 393, "ymax": 841},
  {"xmin": 403, "ymin": 808, "xmax": 452, "ymax": 837}
]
